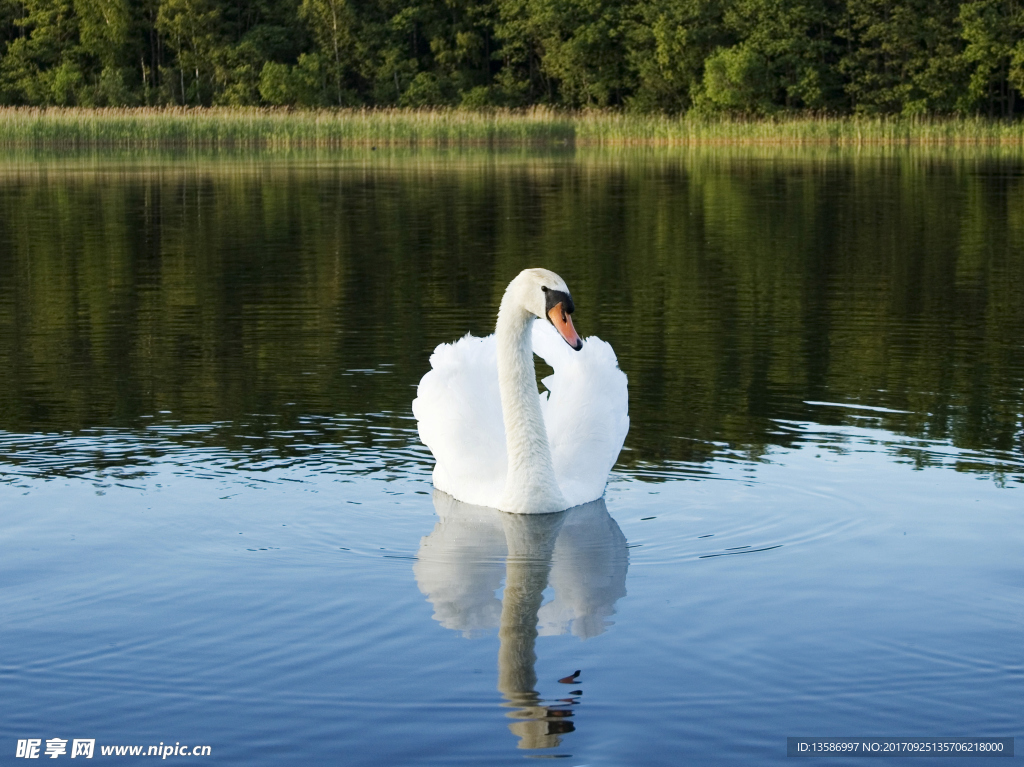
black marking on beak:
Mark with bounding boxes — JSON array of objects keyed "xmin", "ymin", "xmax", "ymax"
[
  {"xmin": 544, "ymin": 287, "xmax": 582, "ymax": 351},
  {"xmin": 543, "ymin": 287, "xmax": 574, "ymax": 315}
]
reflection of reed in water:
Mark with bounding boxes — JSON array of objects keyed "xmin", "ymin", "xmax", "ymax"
[{"xmin": 414, "ymin": 491, "xmax": 628, "ymax": 750}]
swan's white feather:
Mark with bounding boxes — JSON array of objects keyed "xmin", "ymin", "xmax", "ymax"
[
  {"xmin": 413, "ymin": 321, "xmax": 628, "ymax": 510},
  {"xmin": 532, "ymin": 321, "xmax": 630, "ymax": 508},
  {"xmin": 413, "ymin": 333, "xmax": 508, "ymax": 507}
]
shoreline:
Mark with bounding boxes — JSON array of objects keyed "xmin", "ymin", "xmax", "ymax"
[{"xmin": 3, "ymin": 107, "xmax": 1024, "ymax": 149}]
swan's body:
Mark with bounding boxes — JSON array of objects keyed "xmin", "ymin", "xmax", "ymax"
[{"xmin": 413, "ymin": 269, "xmax": 628, "ymax": 514}]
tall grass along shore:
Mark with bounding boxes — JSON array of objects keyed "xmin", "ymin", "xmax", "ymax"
[{"xmin": 3, "ymin": 107, "xmax": 1024, "ymax": 149}]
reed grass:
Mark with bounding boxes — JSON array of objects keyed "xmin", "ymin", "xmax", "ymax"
[{"xmin": 2, "ymin": 107, "xmax": 1024, "ymax": 148}]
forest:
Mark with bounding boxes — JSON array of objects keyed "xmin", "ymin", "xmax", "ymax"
[{"xmin": 0, "ymin": 0, "xmax": 1022, "ymax": 116}]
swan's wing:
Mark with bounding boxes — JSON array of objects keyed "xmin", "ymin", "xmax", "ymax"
[
  {"xmin": 532, "ymin": 322, "xmax": 629, "ymax": 508},
  {"xmin": 412, "ymin": 334, "xmax": 507, "ymax": 508}
]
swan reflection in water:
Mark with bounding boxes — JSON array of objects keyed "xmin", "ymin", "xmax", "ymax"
[{"xmin": 414, "ymin": 491, "xmax": 629, "ymax": 750}]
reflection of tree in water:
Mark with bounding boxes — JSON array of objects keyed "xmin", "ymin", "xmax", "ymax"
[
  {"xmin": 1, "ymin": 157, "xmax": 1022, "ymax": 483},
  {"xmin": 414, "ymin": 492, "xmax": 628, "ymax": 750}
]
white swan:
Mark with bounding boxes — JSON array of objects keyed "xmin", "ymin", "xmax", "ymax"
[{"xmin": 413, "ymin": 268, "xmax": 629, "ymax": 514}]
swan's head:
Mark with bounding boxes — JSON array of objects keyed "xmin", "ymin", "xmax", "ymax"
[{"xmin": 508, "ymin": 268, "xmax": 583, "ymax": 351}]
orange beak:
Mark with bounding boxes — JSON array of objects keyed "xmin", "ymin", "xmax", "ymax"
[{"xmin": 548, "ymin": 303, "xmax": 583, "ymax": 350}]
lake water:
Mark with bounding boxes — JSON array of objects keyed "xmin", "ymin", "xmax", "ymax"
[{"xmin": 1, "ymin": 148, "xmax": 1021, "ymax": 765}]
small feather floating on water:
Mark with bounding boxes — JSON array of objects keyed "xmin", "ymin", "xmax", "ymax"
[{"xmin": 558, "ymin": 670, "xmax": 581, "ymax": 684}]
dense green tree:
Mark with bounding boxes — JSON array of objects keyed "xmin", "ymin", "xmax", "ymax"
[
  {"xmin": 156, "ymin": 0, "xmax": 223, "ymax": 103},
  {"xmin": 839, "ymin": 0, "xmax": 966, "ymax": 114},
  {"xmin": 694, "ymin": 0, "xmax": 843, "ymax": 113},
  {"xmin": 958, "ymin": 0, "xmax": 1024, "ymax": 115},
  {"xmin": 296, "ymin": 0, "xmax": 354, "ymax": 103},
  {"xmin": 1, "ymin": 0, "xmax": 1022, "ymax": 112},
  {"xmin": 0, "ymin": 0, "xmax": 83, "ymax": 103},
  {"xmin": 626, "ymin": 0, "xmax": 729, "ymax": 112},
  {"xmin": 495, "ymin": 0, "xmax": 632, "ymax": 106},
  {"xmin": 375, "ymin": 0, "xmax": 500, "ymax": 106},
  {"xmin": 0, "ymin": 0, "xmax": 20, "ymax": 46}
]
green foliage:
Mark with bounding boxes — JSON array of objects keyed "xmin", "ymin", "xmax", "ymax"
[
  {"xmin": 400, "ymin": 71, "xmax": 454, "ymax": 106},
  {"xmin": 257, "ymin": 59, "xmax": 289, "ymax": 103},
  {"xmin": 156, "ymin": 0, "xmax": 222, "ymax": 104},
  {"xmin": 96, "ymin": 65, "xmax": 136, "ymax": 104},
  {"xmin": 257, "ymin": 54, "xmax": 333, "ymax": 106},
  {"xmin": 626, "ymin": 0, "xmax": 729, "ymax": 113},
  {"xmin": 697, "ymin": 45, "xmax": 776, "ymax": 113},
  {"xmin": 75, "ymin": 0, "xmax": 130, "ymax": 68},
  {"xmin": 297, "ymin": 0, "xmax": 352, "ymax": 104},
  {"xmin": 0, "ymin": 0, "xmax": 82, "ymax": 104},
  {"xmin": 839, "ymin": 0, "xmax": 966, "ymax": 114},
  {"xmin": 0, "ymin": 0, "xmax": 1022, "ymax": 113},
  {"xmin": 719, "ymin": 0, "xmax": 842, "ymax": 110},
  {"xmin": 959, "ymin": 0, "xmax": 1024, "ymax": 115},
  {"xmin": 494, "ymin": 0, "xmax": 632, "ymax": 106}
]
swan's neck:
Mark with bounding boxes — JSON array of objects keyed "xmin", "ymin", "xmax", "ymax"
[{"xmin": 495, "ymin": 296, "xmax": 566, "ymax": 514}]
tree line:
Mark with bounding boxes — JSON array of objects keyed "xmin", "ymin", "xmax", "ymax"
[{"xmin": 0, "ymin": 0, "xmax": 1022, "ymax": 115}]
